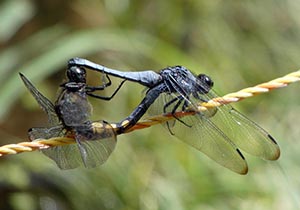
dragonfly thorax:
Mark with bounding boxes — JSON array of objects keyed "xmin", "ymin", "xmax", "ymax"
[{"xmin": 159, "ymin": 66, "xmax": 213, "ymax": 96}]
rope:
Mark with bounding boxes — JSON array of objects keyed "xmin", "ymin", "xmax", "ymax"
[{"xmin": 1, "ymin": 70, "xmax": 299, "ymax": 156}]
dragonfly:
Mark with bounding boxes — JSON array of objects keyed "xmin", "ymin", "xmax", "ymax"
[
  {"xmin": 69, "ymin": 58, "xmax": 280, "ymax": 174},
  {"xmin": 20, "ymin": 65, "xmax": 126, "ymax": 169}
]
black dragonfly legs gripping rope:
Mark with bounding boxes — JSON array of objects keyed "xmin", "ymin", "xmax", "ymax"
[
  {"xmin": 69, "ymin": 58, "xmax": 280, "ymax": 174},
  {"xmin": 115, "ymin": 66, "xmax": 215, "ymax": 134},
  {"xmin": 20, "ymin": 66, "xmax": 120, "ymax": 169}
]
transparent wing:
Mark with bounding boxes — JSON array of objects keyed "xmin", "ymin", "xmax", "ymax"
[
  {"xmin": 29, "ymin": 121, "xmax": 116, "ymax": 169},
  {"xmin": 147, "ymin": 71, "xmax": 279, "ymax": 173},
  {"xmin": 163, "ymin": 71, "xmax": 279, "ymax": 160},
  {"xmin": 29, "ymin": 126, "xmax": 64, "ymax": 140},
  {"xmin": 41, "ymin": 142, "xmax": 88, "ymax": 169},
  {"xmin": 203, "ymin": 90, "xmax": 280, "ymax": 160},
  {"xmin": 29, "ymin": 126, "xmax": 85, "ymax": 169},
  {"xmin": 41, "ymin": 134, "xmax": 116, "ymax": 170},
  {"xmin": 19, "ymin": 73, "xmax": 59, "ymax": 126},
  {"xmin": 148, "ymin": 92, "xmax": 248, "ymax": 174},
  {"xmin": 74, "ymin": 121, "xmax": 117, "ymax": 168}
]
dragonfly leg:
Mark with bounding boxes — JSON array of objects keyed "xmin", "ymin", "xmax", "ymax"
[
  {"xmin": 85, "ymin": 74, "xmax": 112, "ymax": 92},
  {"xmin": 181, "ymin": 100, "xmax": 189, "ymax": 111},
  {"xmin": 163, "ymin": 97, "xmax": 179, "ymax": 113},
  {"xmin": 162, "ymin": 97, "xmax": 179, "ymax": 134},
  {"xmin": 163, "ymin": 96, "xmax": 192, "ymax": 135},
  {"xmin": 86, "ymin": 79, "xmax": 126, "ymax": 101},
  {"xmin": 170, "ymin": 98, "xmax": 192, "ymax": 128}
]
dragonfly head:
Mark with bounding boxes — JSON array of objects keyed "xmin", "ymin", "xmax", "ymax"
[
  {"xmin": 196, "ymin": 74, "xmax": 214, "ymax": 93},
  {"xmin": 66, "ymin": 66, "xmax": 87, "ymax": 84}
]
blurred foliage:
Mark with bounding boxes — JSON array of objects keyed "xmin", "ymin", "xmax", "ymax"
[{"xmin": 0, "ymin": 0, "xmax": 300, "ymax": 209}]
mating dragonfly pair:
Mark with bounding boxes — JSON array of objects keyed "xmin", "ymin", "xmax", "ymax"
[{"xmin": 20, "ymin": 58, "xmax": 280, "ymax": 174}]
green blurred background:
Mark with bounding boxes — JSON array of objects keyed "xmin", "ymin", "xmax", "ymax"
[{"xmin": 0, "ymin": 0, "xmax": 300, "ymax": 209}]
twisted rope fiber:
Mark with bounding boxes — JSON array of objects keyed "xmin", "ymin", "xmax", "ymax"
[{"xmin": 1, "ymin": 70, "xmax": 299, "ymax": 156}]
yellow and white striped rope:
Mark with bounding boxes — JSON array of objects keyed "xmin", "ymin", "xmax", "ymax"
[{"xmin": 1, "ymin": 70, "xmax": 299, "ymax": 156}]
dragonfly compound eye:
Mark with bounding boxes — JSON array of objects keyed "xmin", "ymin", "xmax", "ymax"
[
  {"xmin": 196, "ymin": 74, "xmax": 214, "ymax": 93},
  {"xmin": 198, "ymin": 74, "xmax": 214, "ymax": 88},
  {"xmin": 67, "ymin": 66, "xmax": 87, "ymax": 83}
]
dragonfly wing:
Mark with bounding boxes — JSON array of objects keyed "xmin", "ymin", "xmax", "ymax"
[
  {"xmin": 20, "ymin": 74, "xmax": 80, "ymax": 169},
  {"xmin": 201, "ymin": 90, "xmax": 280, "ymax": 160},
  {"xmin": 28, "ymin": 126, "xmax": 83, "ymax": 169},
  {"xmin": 176, "ymin": 113, "xmax": 248, "ymax": 174},
  {"xmin": 29, "ymin": 126, "xmax": 64, "ymax": 140},
  {"xmin": 209, "ymin": 104, "xmax": 280, "ymax": 160},
  {"xmin": 29, "ymin": 126, "xmax": 83, "ymax": 169},
  {"xmin": 74, "ymin": 120, "xmax": 117, "ymax": 168},
  {"xmin": 149, "ymin": 93, "xmax": 248, "ymax": 174},
  {"xmin": 19, "ymin": 73, "xmax": 59, "ymax": 126},
  {"xmin": 42, "ymin": 144, "xmax": 86, "ymax": 169},
  {"xmin": 75, "ymin": 135, "xmax": 116, "ymax": 168},
  {"xmin": 30, "ymin": 122, "xmax": 116, "ymax": 169}
]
